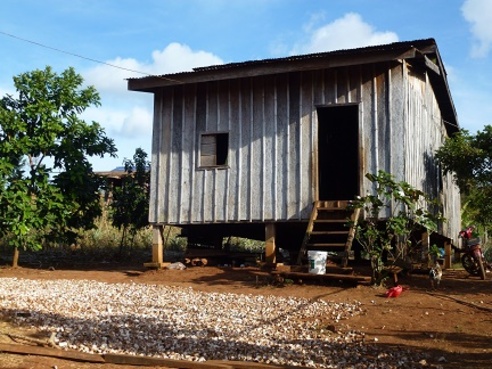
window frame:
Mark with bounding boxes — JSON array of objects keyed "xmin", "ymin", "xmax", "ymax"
[{"xmin": 198, "ymin": 131, "xmax": 230, "ymax": 170}]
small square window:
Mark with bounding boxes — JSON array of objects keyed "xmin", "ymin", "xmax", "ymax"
[{"xmin": 200, "ymin": 132, "xmax": 229, "ymax": 167}]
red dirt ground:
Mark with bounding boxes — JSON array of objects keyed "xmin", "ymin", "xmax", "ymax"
[{"xmin": 0, "ymin": 262, "xmax": 491, "ymax": 369}]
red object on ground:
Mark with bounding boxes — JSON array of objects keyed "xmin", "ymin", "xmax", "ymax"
[{"xmin": 386, "ymin": 285, "xmax": 403, "ymax": 298}]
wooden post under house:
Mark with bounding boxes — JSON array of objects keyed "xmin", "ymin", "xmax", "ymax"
[
  {"xmin": 143, "ymin": 225, "xmax": 169, "ymax": 269},
  {"xmin": 265, "ymin": 223, "xmax": 277, "ymax": 264}
]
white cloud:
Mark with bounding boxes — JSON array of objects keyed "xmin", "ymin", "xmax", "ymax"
[
  {"xmin": 150, "ymin": 42, "xmax": 223, "ymax": 74},
  {"xmin": 83, "ymin": 104, "xmax": 152, "ymax": 138},
  {"xmin": 80, "ymin": 42, "xmax": 224, "ymax": 168},
  {"xmin": 291, "ymin": 13, "xmax": 399, "ymax": 54},
  {"xmin": 120, "ymin": 106, "xmax": 153, "ymax": 137},
  {"xmin": 462, "ymin": 0, "xmax": 492, "ymax": 57},
  {"xmin": 83, "ymin": 57, "xmax": 143, "ymax": 95},
  {"xmin": 83, "ymin": 104, "xmax": 153, "ymax": 171},
  {"xmin": 83, "ymin": 43, "xmax": 223, "ymax": 95},
  {"xmin": 82, "ymin": 106, "xmax": 127, "ymax": 134}
]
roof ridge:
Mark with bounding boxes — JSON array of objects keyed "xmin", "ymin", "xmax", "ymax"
[{"xmin": 192, "ymin": 38, "xmax": 437, "ymax": 72}]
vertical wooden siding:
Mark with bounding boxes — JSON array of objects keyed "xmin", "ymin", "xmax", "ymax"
[
  {"xmin": 149, "ymin": 62, "xmax": 461, "ymax": 237},
  {"xmin": 150, "ymin": 70, "xmax": 331, "ymax": 224},
  {"xmin": 401, "ymin": 62, "xmax": 461, "ymax": 237}
]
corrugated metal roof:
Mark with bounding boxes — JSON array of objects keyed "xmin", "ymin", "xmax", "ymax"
[
  {"xmin": 127, "ymin": 38, "xmax": 437, "ymax": 81},
  {"xmin": 192, "ymin": 38, "xmax": 437, "ymax": 72}
]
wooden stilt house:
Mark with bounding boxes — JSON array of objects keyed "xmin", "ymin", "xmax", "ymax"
[{"xmin": 128, "ymin": 38, "xmax": 461, "ymax": 267}]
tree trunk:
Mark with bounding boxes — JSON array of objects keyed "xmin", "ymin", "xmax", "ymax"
[
  {"xmin": 12, "ymin": 248, "xmax": 19, "ymax": 268},
  {"xmin": 119, "ymin": 227, "xmax": 127, "ymax": 256}
]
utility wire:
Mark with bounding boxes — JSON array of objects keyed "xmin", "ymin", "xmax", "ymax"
[{"xmin": 0, "ymin": 29, "xmax": 183, "ymax": 83}]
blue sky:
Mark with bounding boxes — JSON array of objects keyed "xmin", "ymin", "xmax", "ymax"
[{"xmin": 1, "ymin": 0, "xmax": 491, "ymax": 171}]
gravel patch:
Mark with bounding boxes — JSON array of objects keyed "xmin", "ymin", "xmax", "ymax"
[{"xmin": 0, "ymin": 278, "xmax": 428, "ymax": 368}]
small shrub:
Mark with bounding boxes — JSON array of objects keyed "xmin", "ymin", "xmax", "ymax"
[
  {"xmin": 166, "ymin": 236, "xmax": 187, "ymax": 252},
  {"xmin": 225, "ymin": 237, "xmax": 265, "ymax": 253},
  {"xmin": 350, "ymin": 171, "xmax": 444, "ymax": 285}
]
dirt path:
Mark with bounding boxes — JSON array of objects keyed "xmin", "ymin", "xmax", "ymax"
[{"xmin": 0, "ymin": 264, "xmax": 491, "ymax": 368}]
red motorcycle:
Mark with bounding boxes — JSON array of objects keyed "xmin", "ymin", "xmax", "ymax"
[{"xmin": 459, "ymin": 226, "xmax": 489, "ymax": 280}]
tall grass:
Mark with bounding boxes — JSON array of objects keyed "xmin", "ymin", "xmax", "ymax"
[
  {"xmin": 0, "ymin": 214, "xmax": 154, "ymax": 266},
  {"xmin": 0, "ymin": 212, "xmax": 265, "ymax": 267}
]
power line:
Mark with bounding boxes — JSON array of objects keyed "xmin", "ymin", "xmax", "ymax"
[{"xmin": 0, "ymin": 29, "xmax": 182, "ymax": 83}]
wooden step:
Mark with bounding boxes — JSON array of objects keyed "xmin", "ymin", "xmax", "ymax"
[
  {"xmin": 297, "ymin": 200, "xmax": 360, "ymax": 266},
  {"xmin": 317, "ymin": 207, "xmax": 349, "ymax": 211},
  {"xmin": 289, "ymin": 265, "xmax": 354, "ymax": 274},
  {"xmin": 308, "ymin": 243, "xmax": 346, "ymax": 248},
  {"xmin": 317, "ymin": 200, "xmax": 350, "ymax": 208},
  {"xmin": 313, "ymin": 219, "xmax": 347, "ymax": 223},
  {"xmin": 310, "ymin": 231, "xmax": 348, "ymax": 235}
]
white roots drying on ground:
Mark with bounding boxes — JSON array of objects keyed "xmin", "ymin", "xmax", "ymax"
[{"xmin": 0, "ymin": 278, "xmax": 427, "ymax": 368}]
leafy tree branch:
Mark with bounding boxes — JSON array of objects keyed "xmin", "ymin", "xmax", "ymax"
[
  {"xmin": 0, "ymin": 66, "xmax": 117, "ymax": 265},
  {"xmin": 436, "ymin": 126, "xmax": 492, "ymax": 236},
  {"xmin": 110, "ymin": 148, "xmax": 150, "ymax": 255}
]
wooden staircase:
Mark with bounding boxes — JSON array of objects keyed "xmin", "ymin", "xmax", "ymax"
[{"xmin": 296, "ymin": 200, "xmax": 360, "ymax": 267}]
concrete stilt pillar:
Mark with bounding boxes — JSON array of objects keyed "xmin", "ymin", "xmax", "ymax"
[
  {"xmin": 144, "ymin": 225, "xmax": 168, "ymax": 269},
  {"xmin": 265, "ymin": 223, "xmax": 277, "ymax": 264}
]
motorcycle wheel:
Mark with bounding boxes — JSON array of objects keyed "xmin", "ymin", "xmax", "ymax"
[
  {"xmin": 477, "ymin": 256, "xmax": 486, "ymax": 280},
  {"xmin": 461, "ymin": 254, "xmax": 479, "ymax": 276}
]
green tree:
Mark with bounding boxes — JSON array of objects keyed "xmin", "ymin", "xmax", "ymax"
[
  {"xmin": 351, "ymin": 171, "xmax": 443, "ymax": 285},
  {"xmin": 110, "ymin": 148, "xmax": 150, "ymax": 255},
  {"xmin": 0, "ymin": 66, "xmax": 117, "ymax": 266},
  {"xmin": 435, "ymin": 126, "xmax": 492, "ymax": 235}
]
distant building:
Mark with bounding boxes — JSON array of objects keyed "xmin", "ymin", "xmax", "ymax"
[{"xmin": 95, "ymin": 167, "xmax": 129, "ymax": 205}]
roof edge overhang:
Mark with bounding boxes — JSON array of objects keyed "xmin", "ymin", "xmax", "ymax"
[
  {"xmin": 128, "ymin": 39, "xmax": 437, "ymax": 92},
  {"xmin": 128, "ymin": 52, "xmax": 414, "ymax": 91},
  {"xmin": 408, "ymin": 48, "xmax": 459, "ymax": 134}
]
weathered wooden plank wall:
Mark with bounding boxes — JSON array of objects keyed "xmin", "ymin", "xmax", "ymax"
[
  {"xmin": 149, "ymin": 61, "xmax": 461, "ymax": 238},
  {"xmin": 401, "ymin": 62, "xmax": 461, "ymax": 237}
]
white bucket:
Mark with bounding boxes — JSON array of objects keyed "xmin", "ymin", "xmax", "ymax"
[{"xmin": 307, "ymin": 250, "xmax": 328, "ymax": 274}]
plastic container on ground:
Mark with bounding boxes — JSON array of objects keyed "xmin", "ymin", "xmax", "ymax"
[{"xmin": 307, "ymin": 250, "xmax": 328, "ymax": 274}]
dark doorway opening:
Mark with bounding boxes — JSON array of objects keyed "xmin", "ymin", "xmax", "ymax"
[{"xmin": 317, "ymin": 105, "xmax": 359, "ymax": 200}]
